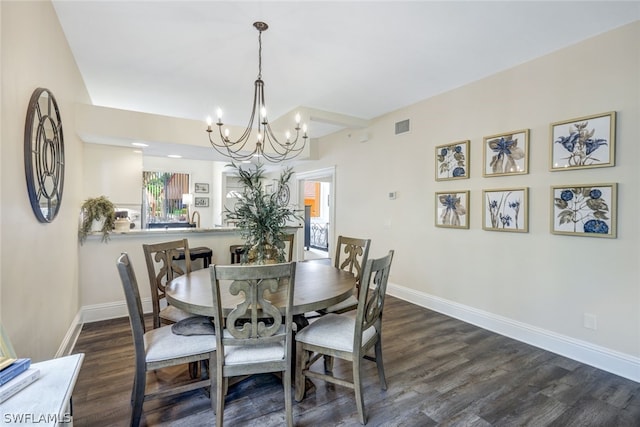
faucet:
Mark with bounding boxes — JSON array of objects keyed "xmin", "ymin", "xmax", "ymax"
[{"xmin": 191, "ymin": 210, "xmax": 201, "ymax": 228}]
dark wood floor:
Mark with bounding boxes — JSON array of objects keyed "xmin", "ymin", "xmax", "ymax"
[{"xmin": 70, "ymin": 296, "xmax": 640, "ymax": 426}]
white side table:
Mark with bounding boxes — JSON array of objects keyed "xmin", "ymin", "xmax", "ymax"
[{"xmin": 1, "ymin": 353, "xmax": 84, "ymax": 426}]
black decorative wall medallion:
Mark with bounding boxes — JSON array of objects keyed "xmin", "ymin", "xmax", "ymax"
[{"xmin": 24, "ymin": 88, "xmax": 65, "ymax": 223}]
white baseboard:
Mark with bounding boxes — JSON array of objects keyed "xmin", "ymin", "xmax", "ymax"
[
  {"xmin": 80, "ymin": 298, "xmax": 153, "ymax": 323},
  {"xmin": 55, "ymin": 311, "xmax": 83, "ymax": 358},
  {"xmin": 387, "ymin": 282, "xmax": 640, "ymax": 383},
  {"xmin": 58, "ymin": 298, "xmax": 154, "ymax": 357}
]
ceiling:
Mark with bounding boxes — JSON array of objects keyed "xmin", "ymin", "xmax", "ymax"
[{"xmin": 52, "ymin": 1, "xmax": 639, "ymax": 162}]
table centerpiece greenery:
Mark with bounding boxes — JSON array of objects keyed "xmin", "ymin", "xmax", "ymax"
[{"xmin": 225, "ymin": 163, "xmax": 301, "ymax": 264}]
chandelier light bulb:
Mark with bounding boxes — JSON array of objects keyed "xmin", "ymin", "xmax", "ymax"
[
  {"xmin": 206, "ymin": 116, "xmax": 213, "ymax": 132},
  {"xmin": 295, "ymin": 113, "xmax": 301, "ymax": 124},
  {"xmin": 216, "ymin": 108, "xmax": 223, "ymax": 123}
]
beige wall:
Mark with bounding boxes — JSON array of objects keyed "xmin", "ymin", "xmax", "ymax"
[
  {"xmin": 298, "ymin": 22, "xmax": 639, "ymax": 361},
  {"xmin": 1, "ymin": 0, "xmax": 91, "ymax": 360},
  {"xmin": 83, "ymin": 144, "xmax": 143, "ymax": 204}
]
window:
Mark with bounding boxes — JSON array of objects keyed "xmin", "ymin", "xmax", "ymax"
[{"xmin": 142, "ymin": 171, "xmax": 190, "ymax": 227}]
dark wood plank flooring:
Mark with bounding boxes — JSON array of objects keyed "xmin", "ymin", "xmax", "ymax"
[{"xmin": 70, "ymin": 296, "xmax": 640, "ymax": 426}]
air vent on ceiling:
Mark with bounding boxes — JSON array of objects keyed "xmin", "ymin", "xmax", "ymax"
[{"xmin": 395, "ymin": 119, "xmax": 410, "ymax": 135}]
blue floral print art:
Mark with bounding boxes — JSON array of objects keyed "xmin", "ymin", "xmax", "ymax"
[
  {"xmin": 438, "ymin": 193, "xmax": 467, "ymax": 227},
  {"xmin": 485, "ymin": 190, "xmax": 524, "ymax": 230},
  {"xmin": 554, "ymin": 187, "xmax": 610, "ymax": 234},
  {"xmin": 437, "ymin": 143, "xmax": 467, "ymax": 179},
  {"xmin": 486, "ymin": 134, "xmax": 525, "ymax": 174},
  {"xmin": 555, "ymin": 120, "xmax": 608, "ymax": 167}
]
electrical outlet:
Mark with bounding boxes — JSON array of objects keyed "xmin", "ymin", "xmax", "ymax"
[{"xmin": 583, "ymin": 313, "xmax": 597, "ymax": 330}]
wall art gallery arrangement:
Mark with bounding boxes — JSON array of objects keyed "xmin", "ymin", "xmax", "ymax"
[{"xmin": 433, "ymin": 111, "xmax": 617, "ymax": 238}]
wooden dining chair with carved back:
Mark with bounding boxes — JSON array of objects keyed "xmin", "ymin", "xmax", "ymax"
[
  {"xmin": 209, "ymin": 262, "xmax": 297, "ymax": 427},
  {"xmin": 319, "ymin": 235, "xmax": 371, "ymax": 315},
  {"xmin": 116, "ymin": 253, "xmax": 215, "ymax": 427},
  {"xmin": 295, "ymin": 250, "xmax": 394, "ymax": 425},
  {"xmin": 143, "ymin": 239, "xmax": 196, "ymax": 329}
]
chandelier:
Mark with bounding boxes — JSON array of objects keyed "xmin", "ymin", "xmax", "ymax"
[{"xmin": 206, "ymin": 21, "xmax": 308, "ymax": 163}]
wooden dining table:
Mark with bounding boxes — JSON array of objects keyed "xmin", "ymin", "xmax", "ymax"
[{"xmin": 165, "ymin": 261, "xmax": 356, "ymax": 322}]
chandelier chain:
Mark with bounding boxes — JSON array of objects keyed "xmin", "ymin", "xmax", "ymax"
[{"xmin": 257, "ymin": 30, "xmax": 262, "ymax": 80}]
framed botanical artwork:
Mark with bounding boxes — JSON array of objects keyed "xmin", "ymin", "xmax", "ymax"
[
  {"xmin": 551, "ymin": 183, "xmax": 617, "ymax": 238},
  {"xmin": 194, "ymin": 183, "xmax": 209, "ymax": 193},
  {"xmin": 435, "ymin": 191, "xmax": 469, "ymax": 229},
  {"xmin": 550, "ymin": 111, "xmax": 616, "ymax": 171},
  {"xmin": 483, "ymin": 129, "xmax": 529, "ymax": 177},
  {"xmin": 435, "ymin": 140, "xmax": 469, "ymax": 181},
  {"xmin": 482, "ymin": 187, "xmax": 528, "ymax": 232},
  {"xmin": 194, "ymin": 197, "xmax": 209, "ymax": 207}
]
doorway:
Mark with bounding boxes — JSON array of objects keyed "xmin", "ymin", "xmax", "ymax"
[{"xmin": 296, "ymin": 167, "xmax": 335, "ymax": 262}]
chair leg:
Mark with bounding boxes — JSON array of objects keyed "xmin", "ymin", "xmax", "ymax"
[
  {"xmin": 201, "ymin": 359, "xmax": 209, "ymax": 380},
  {"xmin": 130, "ymin": 368, "xmax": 146, "ymax": 427},
  {"xmin": 353, "ymin": 357, "xmax": 367, "ymax": 425},
  {"xmin": 374, "ymin": 338, "xmax": 387, "ymax": 390},
  {"xmin": 324, "ymin": 355, "xmax": 334, "ymax": 372},
  {"xmin": 216, "ymin": 373, "xmax": 225, "ymax": 427},
  {"xmin": 189, "ymin": 361, "xmax": 200, "ymax": 379},
  {"xmin": 284, "ymin": 366, "xmax": 293, "ymax": 427},
  {"xmin": 209, "ymin": 354, "xmax": 216, "ymax": 413},
  {"xmin": 294, "ymin": 342, "xmax": 308, "ymax": 402}
]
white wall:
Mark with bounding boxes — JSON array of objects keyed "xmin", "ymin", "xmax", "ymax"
[
  {"xmin": 83, "ymin": 144, "xmax": 143, "ymax": 204},
  {"xmin": 297, "ymin": 23, "xmax": 640, "ymax": 373},
  {"xmin": 0, "ymin": 0, "xmax": 91, "ymax": 360}
]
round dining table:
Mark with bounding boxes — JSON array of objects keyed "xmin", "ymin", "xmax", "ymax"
[{"xmin": 165, "ymin": 261, "xmax": 356, "ymax": 318}]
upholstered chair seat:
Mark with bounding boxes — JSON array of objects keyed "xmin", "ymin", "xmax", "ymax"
[
  {"xmin": 143, "ymin": 325, "xmax": 215, "ymax": 364},
  {"xmin": 295, "ymin": 313, "xmax": 376, "ymax": 353}
]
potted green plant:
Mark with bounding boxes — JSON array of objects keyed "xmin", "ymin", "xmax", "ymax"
[
  {"xmin": 225, "ymin": 163, "xmax": 301, "ymax": 264},
  {"xmin": 79, "ymin": 195, "xmax": 116, "ymax": 244}
]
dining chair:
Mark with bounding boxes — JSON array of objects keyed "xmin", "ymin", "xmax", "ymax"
[
  {"xmin": 209, "ymin": 262, "xmax": 297, "ymax": 427},
  {"xmin": 229, "ymin": 244, "xmax": 246, "ymax": 264},
  {"xmin": 143, "ymin": 239, "xmax": 196, "ymax": 329},
  {"xmin": 116, "ymin": 253, "xmax": 215, "ymax": 427},
  {"xmin": 283, "ymin": 233, "xmax": 295, "ymax": 262},
  {"xmin": 294, "ymin": 250, "xmax": 394, "ymax": 425},
  {"xmin": 320, "ymin": 235, "xmax": 371, "ymax": 314}
]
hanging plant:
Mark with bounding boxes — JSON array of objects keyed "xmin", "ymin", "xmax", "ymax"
[{"xmin": 79, "ymin": 196, "xmax": 116, "ymax": 244}]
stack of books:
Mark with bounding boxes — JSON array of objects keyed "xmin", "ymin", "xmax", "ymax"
[{"xmin": 0, "ymin": 357, "xmax": 40, "ymax": 403}]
